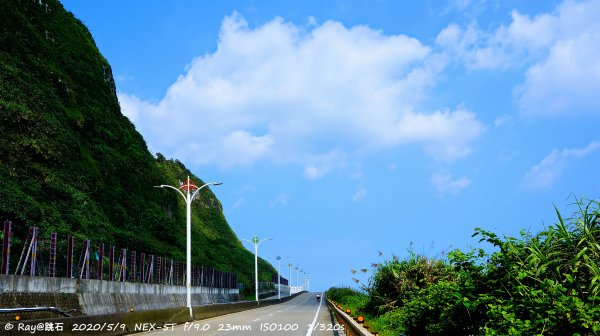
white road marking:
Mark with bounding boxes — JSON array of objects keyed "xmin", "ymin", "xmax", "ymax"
[
  {"xmin": 253, "ymin": 318, "xmax": 260, "ymax": 322},
  {"xmin": 305, "ymin": 294, "xmax": 323, "ymax": 336}
]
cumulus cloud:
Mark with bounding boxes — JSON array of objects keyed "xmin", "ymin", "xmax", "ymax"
[
  {"xmin": 432, "ymin": 172, "xmax": 471, "ymax": 195},
  {"xmin": 522, "ymin": 141, "xmax": 600, "ymax": 190},
  {"xmin": 436, "ymin": 0, "xmax": 600, "ymax": 117},
  {"xmin": 120, "ymin": 13, "xmax": 484, "ymax": 175}
]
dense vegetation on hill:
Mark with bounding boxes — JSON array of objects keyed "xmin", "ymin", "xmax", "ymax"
[
  {"xmin": 328, "ymin": 199, "xmax": 600, "ymax": 335},
  {"xmin": 0, "ymin": 0, "xmax": 275, "ymax": 295}
]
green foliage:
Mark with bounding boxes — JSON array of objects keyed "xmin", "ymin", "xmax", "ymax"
[
  {"xmin": 365, "ymin": 250, "xmax": 454, "ymax": 314},
  {"xmin": 329, "ymin": 198, "xmax": 600, "ymax": 335},
  {"xmin": 0, "ymin": 0, "xmax": 274, "ymax": 296}
]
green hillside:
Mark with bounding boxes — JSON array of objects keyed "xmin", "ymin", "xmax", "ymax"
[{"xmin": 0, "ymin": 0, "xmax": 274, "ymax": 295}]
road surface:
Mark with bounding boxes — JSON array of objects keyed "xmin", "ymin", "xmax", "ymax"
[{"xmin": 141, "ymin": 292, "xmax": 345, "ymax": 336}]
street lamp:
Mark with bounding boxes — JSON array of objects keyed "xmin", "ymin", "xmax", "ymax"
[
  {"xmin": 276, "ymin": 256, "xmax": 282, "ymax": 300},
  {"xmin": 155, "ymin": 177, "xmax": 222, "ymax": 317},
  {"xmin": 242, "ymin": 236, "xmax": 272, "ymax": 303},
  {"xmin": 295, "ymin": 265, "xmax": 300, "ymax": 290},
  {"xmin": 287, "ymin": 262, "xmax": 293, "ymax": 297},
  {"xmin": 302, "ymin": 272, "xmax": 307, "ymax": 291}
]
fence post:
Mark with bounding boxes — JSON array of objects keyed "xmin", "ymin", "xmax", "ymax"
[
  {"xmin": 119, "ymin": 248, "xmax": 126, "ymax": 282},
  {"xmin": 30, "ymin": 227, "xmax": 38, "ymax": 276},
  {"xmin": 147, "ymin": 255, "xmax": 154, "ymax": 283},
  {"xmin": 108, "ymin": 246, "xmax": 115, "ymax": 281},
  {"xmin": 66, "ymin": 236, "xmax": 74, "ymax": 278},
  {"xmin": 97, "ymin": 243, "xmax": 104, "ymax": 280},
  {"xmin": 130, "ymin": 251, "xmax": 136, "ymax": 282},
  {"xmin": 156, "ymin": 257, "xmax": 162, "ymax": 284},
  {"xmin": 1, "ymin": 220, "xmax": 11, "ymax": 274},
  {"xmin": 81, "ymin": 239, "xmax": 90, "ymax": 279},
  {"xmin": 174, "ymin": 261, "xmax": 179, "ymax": 285},
  {"xmin": 140, "ymin": 253, "xmax": 145, "ymax": 283},
  {"xmin": 49, "ymin": 233, "xmax": 57, "ymax": 277}
]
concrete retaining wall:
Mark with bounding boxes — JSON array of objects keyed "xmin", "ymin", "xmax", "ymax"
[{"xmin": 0, "ymin": 275, "xmax": 239, "ymax": 319}]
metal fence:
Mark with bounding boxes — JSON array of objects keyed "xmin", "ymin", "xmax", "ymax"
[{"xmin": 0, "ymin": 220, "xmax": 237, "ymax": 288}]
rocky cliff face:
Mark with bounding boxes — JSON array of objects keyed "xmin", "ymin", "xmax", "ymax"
[{"xmin": 0, "ymin": 0, "xmax": 274, "ymax": 294}]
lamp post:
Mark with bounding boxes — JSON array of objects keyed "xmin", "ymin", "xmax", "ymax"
[
  {"xmin": 303, "ymin": 272, "xmax": 307, "ymax": 291},
  {"xmin": 155, "ymin": 177, "xmax": 222, "ymax": 317},
  {"xmin": 276, "ymin": 256, "xmax": 282, "ymax": 300},
  {"xmin": 287, "ymin": 262, "xmax": 293, "ymax": 297},
  {"xmin": 295, "ymin": 266, "xmax": 300, "ymax": 290},
  {"xmin": 242, "ymin": 236, "xmax": 272, "ymax": 303}
]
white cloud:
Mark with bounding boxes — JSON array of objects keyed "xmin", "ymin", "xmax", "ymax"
[
  {"xmin": 437, "ymin": 0, "xmax": 600, "ymax": 116},
  {"xmin": 432, "ymin": 173, "xmax": 471, "ymax": 195},
  {"xmin": 302, "ymin": 150, "xmax": 346, "ymax": 180},
  {"xmin": 523, "ymin": 141, "xmax": 600, "ymax": 190},
  {"xmin": 517, "ymin": 32, "xmax": 600, "ymax": 116},
  {"xmin": 494, "ymin": 115, "xmax": 511, "ymax": 127},
  {"xmin": 120, "ymin": 13, "xmax": 484, "ymax": 175},
  {"xmin": 270, "ymin": 193, "xmax": 291, "ymax": 207},
  {"xmin": 443, "ymin": 0, "xmax": 489, "ymax": 16},
  {"xmin": 230, "ymin": 197, "xmax": 246, "ymax": 210},
  {"xmin": 352, "ymin": 187, "xmax": 367, "ymax": 203}
]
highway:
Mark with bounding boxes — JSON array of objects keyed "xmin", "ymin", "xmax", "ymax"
[{"xmin": 141, "ymin": 292, "xmax": 344, "ymax": 336}]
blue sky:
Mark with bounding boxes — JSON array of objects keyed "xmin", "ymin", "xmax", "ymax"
[{"xmin": 60, "ymin": 0, "xmax": 600, "ymax": 291}]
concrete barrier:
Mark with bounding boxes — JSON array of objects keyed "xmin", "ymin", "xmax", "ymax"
[
  {"xmin": 0, "ymin": 274, "xmax": 239, "ymax": 320},
  {"xmin": 0, "ymin": 292, "xmax": 307, "ymax": 335}
]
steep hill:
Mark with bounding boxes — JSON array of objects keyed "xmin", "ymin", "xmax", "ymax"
[{"xmin": 0, "ymin": 0, "xmax": 274, "ymax": 295}]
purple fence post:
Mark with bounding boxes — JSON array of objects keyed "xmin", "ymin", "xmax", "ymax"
[
  {"xmin": 119, "ymin": 248, "xmax": 126, "ymax": 282},
  {"xmin": 108, "ymin": 246, "xmax": 115, "ymax": 281},
  {"xmin": 130, "ymin": 251, "xmax": 136, "ymax": 282},
  {"xmin": 82, "ymin": 240, "xmax": 90, "ymax": 279},
  {"xmin": 29, "ymin": 227, "xmax": 38, "ymax": 276},
  {"xmin": 1, "ymin": 220, "xmax": 11, "ymax": 274},
  {"xmin": 97, "ymin": 243, "xmax": 104, "ymax": 280},
  {"xmin": 148, "ymin": 255, "xmax": 154, "ymax": 283},
  {"xmin": 66, "ymin": 236, "xmax": 74, "ymax": 278},
  {"xmin": 49, "ymin": 233, "xmax": 57, "ymax": 277}
]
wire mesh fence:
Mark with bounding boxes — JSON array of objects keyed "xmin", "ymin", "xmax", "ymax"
[{"xmin": 0, "ymin": 220, "xmax": 238, "ymax": 289}]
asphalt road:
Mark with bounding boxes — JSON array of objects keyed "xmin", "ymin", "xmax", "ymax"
[{"xmin": 141, "ymin": 292, "xmax": 345, "ymax": 336}]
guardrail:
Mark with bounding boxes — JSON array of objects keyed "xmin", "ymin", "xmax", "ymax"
[{"xmin": 326, "ymin": 299, "xmax": 376, "ymax": 336}]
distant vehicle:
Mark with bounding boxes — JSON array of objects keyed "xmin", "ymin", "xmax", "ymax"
[{"xmin": 316, "ymin": 294, "xmax": 321, "ymax": 302}]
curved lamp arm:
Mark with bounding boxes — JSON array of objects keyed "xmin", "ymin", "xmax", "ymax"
[
  {"xmin": 242, "ymin": 237, "xmax": 273, "ymax": 248},
  {"xmin": 191, "ymin": 182, "xmax": 223, "ymax": 201},
  {"xmin": 256, "ymin": 237, "xmax": 273, "ymax": 247},
  {"xmin": 154, "ymin": 184, "xmax": 186, "ymax": 202}
]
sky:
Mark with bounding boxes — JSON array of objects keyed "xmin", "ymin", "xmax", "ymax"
[{"xmin": 59, "ymin": 0, "xmax": 600, "ymax": 292}]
